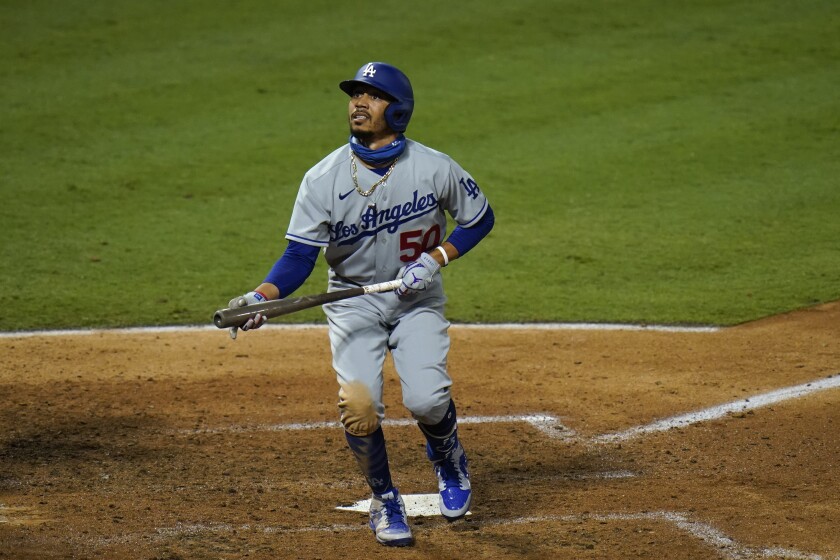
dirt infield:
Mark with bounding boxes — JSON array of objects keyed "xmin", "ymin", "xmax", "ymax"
[{"xmin": 1, "ymin": 303, "xmax": 838, "ymax": 559}]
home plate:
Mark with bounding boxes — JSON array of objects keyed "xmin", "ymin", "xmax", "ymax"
[{"xmin": 336, "ymin": 493, "xmax": 471, "ymax": 517}]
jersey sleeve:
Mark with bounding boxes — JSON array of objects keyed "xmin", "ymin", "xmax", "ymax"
[
  {"xmin": 285, "ymin": 175, "xmax": 331, "ymax": 248},
  {"xmin": 263, "ymin": 240, "xmax": 320, "ymax": 297},
  {"xmin": 442, "ymin": 159, "xmax": 489, "ymax": 227},
  {"xmin": 446, "ymin": 204, "xmax": 494, "ymax": 256}
]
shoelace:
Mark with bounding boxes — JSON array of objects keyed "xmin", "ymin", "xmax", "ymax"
[
  {"xmin": 382, "ymin": 498, "xmax": 407, "ymax": 525},
  {"xmin": 438, "ymin": 456, "xmax": 466, "ymax": 489}
]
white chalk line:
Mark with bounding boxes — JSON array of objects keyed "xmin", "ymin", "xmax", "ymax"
[
  {"xmin": 486, "ymin": 512, "xmax": 829, "ymax": 560},
  {"xmin": 80, "ymin": 511, "xmax": 829, "ymax": 559},
  {"xmin": 593, "ymin": 375, "xmax": 840, "ymax": 444},
  {"xmin": 30, "ymin": 510, "xmax": 840, "ymax": 560},
  {"xmin": 480, "ymin": 512, "xmax": 828, "ymax": 560},
  {"xmin": 0, "ymin": 321, "xmax": 719, "ymax": 338},
  {"xmin": 178, "ymin": 413, "xmax": 576, "ymax": 438},
  {"xmin": 177, "ymin": 375, "xmax": 839, "ymax": 444}
]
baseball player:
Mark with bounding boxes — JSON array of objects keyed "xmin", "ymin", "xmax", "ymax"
[{"xmin": 228, "ymin": 62, "xmax": 495, "ymax": 547}]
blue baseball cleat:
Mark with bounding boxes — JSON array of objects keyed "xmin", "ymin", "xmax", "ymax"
[
  {"xmin": 369, "ymin": 488, "xmax": 414, "ymax": 546},
  {"xmin": 428, "ymin": 441, "xmax": 472, "ymax": 519}
]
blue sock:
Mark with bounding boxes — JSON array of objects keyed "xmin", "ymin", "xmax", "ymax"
[
  {"xmin": 418, "ymin": 400, "xmax": 459, "ymax": 460},
  {"xmin": 344, "ymin": 427, "xmax": 394, "ymax": 496}
]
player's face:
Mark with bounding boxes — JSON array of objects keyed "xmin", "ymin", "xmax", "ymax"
[{"xmin": 348, "ymin": 85, "xmax": 395, "ymax": 147}]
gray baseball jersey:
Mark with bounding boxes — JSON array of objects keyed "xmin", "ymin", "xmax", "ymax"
[
  {"xmin": 286, "ymin": 139, "xmax": 488, "ymax": 289},
  {"xmin": 285, "ymin": 139, "xmax": 489, "ymax": 425}
]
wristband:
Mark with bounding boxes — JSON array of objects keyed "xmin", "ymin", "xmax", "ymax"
[
  {"xmin": 252, "ymin": 290, "xmax": 268, "ymax": 302},
  {"xmin": 435, "ymin": 246, "xmax": 449, "ymax": 267}
]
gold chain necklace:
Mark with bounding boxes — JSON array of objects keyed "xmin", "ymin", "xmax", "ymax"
[{"xmin": 350, "ymin": 152, "xmax": 398, "ymax": 197}]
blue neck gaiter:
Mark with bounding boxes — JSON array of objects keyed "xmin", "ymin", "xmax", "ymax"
[{"xmin": 349, "ymin": 134, "xmax": 406, "ymax": 166}]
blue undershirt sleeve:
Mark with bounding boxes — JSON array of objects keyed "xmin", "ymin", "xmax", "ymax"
[
  {"xmin": 263, "ymin": 240, "xmax": 320, "ymax": 297},
  {"xmin": 446, "ymin": 204, "xmax": 495, "ymax": 257}
]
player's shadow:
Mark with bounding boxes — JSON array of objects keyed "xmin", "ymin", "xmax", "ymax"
[
  {"xmin": 0, "ymin": 413, "xmax": 166, "ymax": 466},
  {"xmin": 466, "ymin": 435, "xmax": 633, "ymax": 520},
  {"xmin": 409, "ymin": 443, "xmax": 628, "ymax": 558}
]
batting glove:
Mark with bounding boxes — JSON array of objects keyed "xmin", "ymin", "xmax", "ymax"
[
  {"xmin": 396, "ymin": 252, "xmax": 441, "ymax": 298},
  {"xmin": 228, "ymin": 290, "xmax": 268, "ymax": 340}
]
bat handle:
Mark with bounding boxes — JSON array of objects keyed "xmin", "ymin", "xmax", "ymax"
[{"xmin": 363, "ymin": 279, "xmax": 404, "ymax": 294}]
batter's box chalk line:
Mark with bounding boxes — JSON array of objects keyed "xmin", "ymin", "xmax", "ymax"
[
  {"xmin": 180, "ymin": 375, "xmax": 839, "ymax": 445},
  {"xmin": 179, "ymin": 413, "xmax": 578, "ymax": 438},
  {"xmin": 483, "ymin": 512, "xmax": 832, "ymax": 560},
  {"xmin": 592, "ymin": 374, "xmax": 840, "ymax": 444},
  {"xmin": 137, "ymin": 510, "xmax": 834, "ymax": 560}
]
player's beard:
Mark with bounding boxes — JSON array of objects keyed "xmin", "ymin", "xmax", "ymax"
[
  {"xmin": 349, "ymin": 112, "xmax": 395, "ymax": 147},
  {"xmin": 350, "ymin": 124, "xmax": 375, "ymax": 145}
]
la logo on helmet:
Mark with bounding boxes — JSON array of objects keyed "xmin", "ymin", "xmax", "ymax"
[{"xmin": 362, "ymin": 63, "xmax": 377, "ymax": 77}]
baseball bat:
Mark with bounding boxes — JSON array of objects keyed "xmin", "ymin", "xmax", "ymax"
[{"xmin": 213, "ymin": 279, "xmax": 403, "ymax": 329}]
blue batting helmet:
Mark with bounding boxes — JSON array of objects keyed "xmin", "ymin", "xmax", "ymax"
[{"xmin": 340, "ymin": 62, "xmax": 414, "ymax": 132}]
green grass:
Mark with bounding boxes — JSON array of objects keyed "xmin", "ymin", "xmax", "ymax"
[{"xmin": 1, "ymin": 0, "xmax": 838, "ymax": 330}]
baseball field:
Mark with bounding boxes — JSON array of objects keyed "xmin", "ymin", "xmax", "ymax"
[{"xmin": 1, "ymin": 0, "xmax": 839, "ymax": 558}]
